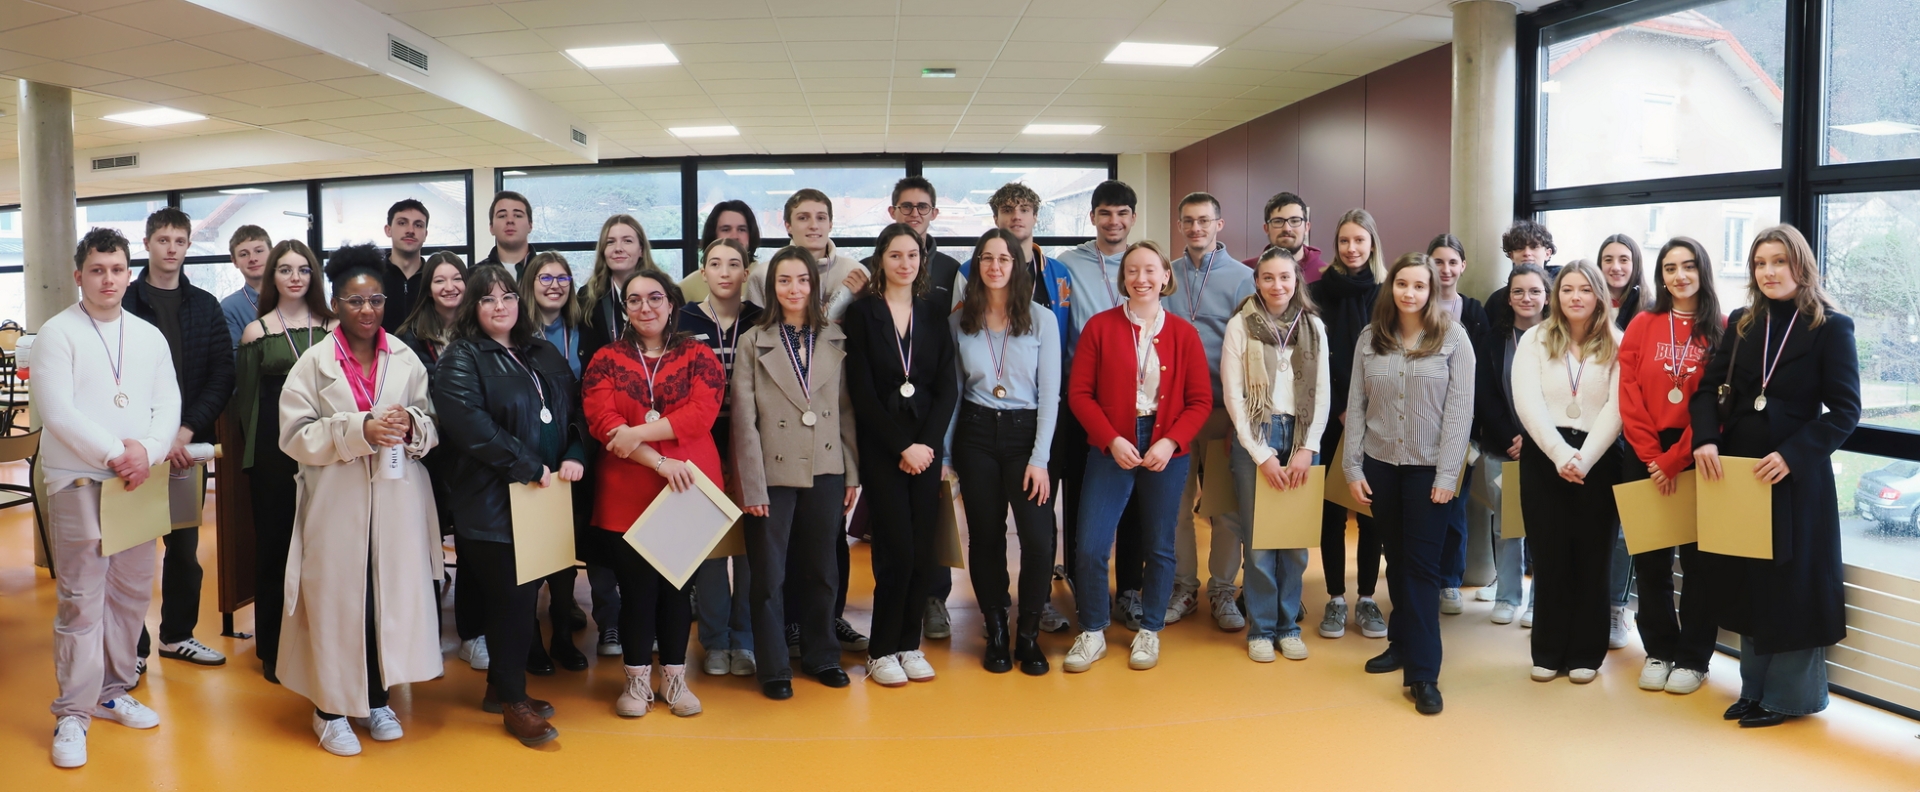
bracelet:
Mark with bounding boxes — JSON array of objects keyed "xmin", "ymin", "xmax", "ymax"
[{"xmin": 654, "ymin": 456, "xmax": 668, "ymax": 471}]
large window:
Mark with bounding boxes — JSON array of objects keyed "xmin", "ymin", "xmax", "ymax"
[
  {"xmin": 0, "ymin": 208, "xmax": 19, "ymax": 325},
  {"xmin": 180, "ymin": 185, "xmax": 312, "ymax": 299},
  {"xmin": 1823, "ymin": 0, "xmax": 1920, "ymax": 165},
  {"xmin": 1822, "ymin": 190, "xmax": 1920, "ymax": 431},
  {"xmin": 77, "ymin": 194, "xmax": 169, "ymax": 261},
  {"xmin": 319, "ymin": 174, "xmax": 468, "ymax": 253},
  {"xmin": 503, "ymin": 166, "xmax": 682, "ymax": 248},
  {"xmin": 696, "ymin": 160, "xmax": 905, "ymax": 258},
  {"xmin": 1539, "ymin": 196, "xmax": 1778, "ymax": 308}
]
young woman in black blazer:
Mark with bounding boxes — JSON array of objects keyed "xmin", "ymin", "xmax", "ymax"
[
  {"xmin": 842, "ymin": 223, "xmax": 961, "ymax": 687},
  {"xmin": 1690, "ymin": 224, "xmax": 1860, "ymax": 728}
]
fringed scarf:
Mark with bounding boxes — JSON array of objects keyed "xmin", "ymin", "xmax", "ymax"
[{"xmin": 1235, "ymin": 294, "xmax": 1319, "ymax": 455}]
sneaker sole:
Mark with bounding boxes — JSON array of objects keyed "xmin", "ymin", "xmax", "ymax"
[
  {"xmin": 1318, "ymin": 625, "xmax": 1345, "ymax": 639},
  {"xmin": 92, "ymin": 710, "xmax": 158, "ymax": 729},
  {"xmin": 52, "ymin": 750, "xmax": 86, "ymax": 769},
  {"xmin": 1128, "ymin": 654, "xmax": 1158, "ymax": 671},
  {"xmin": 1281, "ymin": 650, "xmax": 1309, "ymax": 661},
  {"xmin": 1063, "ymin": 647, "xmax": 1106, "ymax": 673},
  {"xmin": 1440, "ymin": 603, "xmax": 1463, "ymax": 615},
  {"xmin": 597, "ymin": 645, "xmax": 623, "ymax": 657},
  {"xmin": 1639, "ymin": 677, "xmax": 1669, "ymax": 691},
  {"xmin": 671, "ymin": 704, "xmax": 702, "ymax": 717},
  {"xmin": 1248, "ymin": 651, "xmax": 1275, "ymax": 663},
  {"xmin": 1360, "ymin": 626, "xmax": 1387, "ymax": 639},
  {"xmin": 1491, "ymin": 613, "xmax": 1515, "ymax": 625},
  {"xmin": 924, "ymin": 628, "xmax": 952, "ymax": 639},
  {"xmin": 1216, "ymin": 616, "xmax": 1246, "ymax": 632},
  {"xmin": 159, "ymin": 650, "xmax": 226, "ymax": 667}
]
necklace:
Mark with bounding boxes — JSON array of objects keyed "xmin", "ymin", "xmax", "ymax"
[
  {"xmin": 82, "ymin": 305, "xmax": 129, "ymax": 408},
  {"xmin": 634, "ymin": 340, "xmax": 666, "ymax": 423},
  {"xmin": 1756, "ymin": 308, "xmax": 1800, "ymax": 411},
  {"xmin": 332, "ymin": 332, "xmax": 389, "ymax": 412},
  {"xmin": 1663, "ymin": 311, "xmax": 1696, "ymax": 404},
  {"xmin": 780, "ymin": 323, "xmax": 818, "ymax": 426}
]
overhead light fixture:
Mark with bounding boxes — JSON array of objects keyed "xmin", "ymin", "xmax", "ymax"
[
  {"xmin": 1832, "ymin": 121, "xmax": 1920, "ymax": 136},
  {"xmin": 565, "ymin": 43, "xmax": 678, "ymax": 69},
  {"xmin": 670, "ymin": 125, "xmax": 738, "ymax": 138},
  {"xmin": 1104, "ymin": 42, "xmax": 1218, "ymax": 67},
  {"xmin": 724, "ymin": 168, "xmax": 794, "ymax": 176},
  {"xmin": 765, "ymin": 189, "xmax": 796, "ymax": 196},
  {"xmin": 921, "ymin": 68, "xmax": 957, "ymax": 78},
  {"xmin": 219, "ymin": 187, "xmax": 269, "ymax": 195},
  {"xmin": 1023, "ymin": 124, "xmax": 1101, "ymax": 135},
  {"xmin": 104, "ymin": 107, "xmax": 207, "ymax": 127},
  {"xmin": 501, "ymin": 170, "xmax": 528, "ymax": 176}
]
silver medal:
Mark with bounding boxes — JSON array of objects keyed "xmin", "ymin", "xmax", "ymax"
[
  {"xmin": 899, "ymin": 382, "xmax": 915, "ymax": 398},
  {"xmin": 540, "ymin": 407, "xmax": 553, "ymax": 424},
  {"xmin": 113, "ymin": 392, "xmax": 129, "ymax": 408},
  {"xmin": 801, "ymin": 410, "xmax": 818, "ymax": 426},
  {"xmin": 1566, "ymin": 403, "xmax": 1581, "ymax": 419},
  {"xmin": 1754, "ymin": 395, "xmax": 1767, "ymax": 411},
  {"xmin": 1667, "ymin": 388, "xmax": 1683, "ymax": 404},
  {"xmin": 645, "ymin": 409, "xmax": 662, "ymax": 423}
]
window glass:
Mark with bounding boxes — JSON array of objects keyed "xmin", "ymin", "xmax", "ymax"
[
  {"xmin": 501, "ymin": 167, "xmax": 682, "ymax": 246},
  {"xmin": 1822, "ymin": 190, "xmax": 1920, "ymax": 433},
  {"xmin": 178, "ymin": 185, "xmax": 313, "ymax": 299},
  {"xmin": 695, "ymin": 162, "xmax": 905, "ymax": 246},
  {"xmin": 920, "ymin": 163, "xmax": 1109, "ymax": 241},
  {"xmin": 1837, "ymin": 450, "xmax": 1920, "ymax": 580},
  {"xmin": 319, "ymin": 175, "xmax": 467, "ymax": 251},
  {"xmin": 77, "ymin": 194, "xmax": 169, "ymax": 260},
  {"xmin": 1824, "ymin": 0, "xmax": 1920, "ymax": 164},
  {"xmin": 1538, "ymin": 0, "xmax": 1786, "ymax": 188},
  {"xmin": 1538, "ymin": 196, "xmax": 1779, "ymax": 309},
  {"xmin": 0, "ymin": 273, "xmax": 20, "ymax": 326}
]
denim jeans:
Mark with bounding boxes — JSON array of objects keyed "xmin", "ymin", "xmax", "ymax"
[
  {"xmin": 1365, "ymin": 456, "xmax": 1449, "ymax": 685},
  {"xmin": 1228, "ymin": 415, "xmax": 1311, "ymax": 643},
  {"xmin": 1740, "ymin": 637, "xmax": 1829, "ymax": 716},
  {"xmin": 1441, "ymin": 463, "xmax": 1473, "ymax": 588},
  {"xmin": 1478, "ymin": 450, "xmax": 1535, "ymax": 608},
  {"xmin": 694, "ymin": 555, "xmax": 752, "ymax": 652},
  {"xmin": 1074, "ymin": 416, "xmax": 1190, "ymax": 633}
]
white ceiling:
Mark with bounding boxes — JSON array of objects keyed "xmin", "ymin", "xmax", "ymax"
[{"xmin": 0, "ymin": 0, "xmax": 1551, "ymax": 203}]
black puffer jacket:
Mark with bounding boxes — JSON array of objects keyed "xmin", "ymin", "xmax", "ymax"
[
  {"xmin": 123, "ymin": 269, "xmax": 234, "ymax": 442},
  {"xmin": 431, "ymin": 335, "xmax": 588, "ymax": 543}
]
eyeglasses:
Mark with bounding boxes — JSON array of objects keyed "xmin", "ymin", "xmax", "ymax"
[
  {"xmin": 1178, "ymin": 217, "xmax": 1218, "ymax": 228},
  {"xmin": 893, "ymin": 202, "xmax": 935, "ymax": 216},
  {"xmin": 1509, "ymin": 287, "xmax": 1546, "ymax": 299},
  {"xmin": 1265, "ymin": 217, "xmax": 1307, "ymax": 229},
  {"xmin": 479, "ymin": 293, "xmax": 520, "ymax": 306},
  {"xmin": 337, "ymin": 295, "xmax": 387, "ymax": 310},
  {"xmin": 625, "ymin": 293, "xmax": 670, "ymax": 309},
  {"xmin": 536, "ymin": 274, "xmax": 573, "ymax": 286}
]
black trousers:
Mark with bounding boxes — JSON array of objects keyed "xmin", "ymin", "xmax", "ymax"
[
  {"xmin": 784, "ymin": 523, "xmax": 851, "ymax": 631},
  {"xmin": 1053, "ymin": 410, "xmax": 1146, "ymax": 597},
  {"xmin": 751, "ymin": 475, "xmax": 846, "ymax": 683},
  {"xmin": 591, "ymin": 528, "xmax": 692, "ymax": 667},
  {"xmin": 317, "ymin": 555, "xmax": 388, "ymax": 719},
  {"xmin": 1320, "ymin": 421, "xmax": 1380, "ymax": 598},
  {"xmin": 249, "ymin": 463, "xmax": 297, "ymax": 674},
  {"xmin": 1369, "ymin": 458, "xmax": 1447, "ymax": 685},
  {"xmin": 137, "ymin": 524, "xmax": 204, "ymax": 657},
  {"xmin": 1520, "ymin": 428, "xmax": 1623, "ymax": 672},
  {"xmin": 1621, "ymin": 428, "xmax": 1718, "ymax": 672},
  {"xmin": 954, "ymin": 404, "xmax": 1056, "ymax": 616},
  {"xmin": 862, "ymin": 444, "xmax": 943, "ymax": 658},
  {"xmin": 458, "ymin": 538, "xmax": 541, "ymax": 703}
]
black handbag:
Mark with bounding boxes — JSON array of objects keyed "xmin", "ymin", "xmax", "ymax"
[{"xmin": 1715, "ymin": 324, "xmax": 1743, "ymax": 423}]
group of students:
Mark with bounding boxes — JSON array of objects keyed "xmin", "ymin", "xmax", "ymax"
[{"xmin": 34, "ymin": 173, "xmax": 1858, "ymax": 768}]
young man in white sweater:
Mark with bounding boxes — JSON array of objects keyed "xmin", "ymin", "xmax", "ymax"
[{"xmin": 36, "ymin": 228, "xmax": 182, "ymax": 768}]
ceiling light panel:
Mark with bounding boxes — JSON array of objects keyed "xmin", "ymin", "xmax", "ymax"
[
  {"xmin": 1023, "ymin": 123, "xmax": 1101, "ymax": 135},
  {"xmin": 668, "ymin": 125, "xmax": 739, "ymax": 138},
  {"xmin": 565, "ymin": 44, "xmax": 679, "ymax": 69},
  {"xmin": 1104, "ymin": 42, "xmax": 1219, "ymax": 67},
  {"xmin": 103, "ymin": 107, "xmax": 208, "ymax": 126}
]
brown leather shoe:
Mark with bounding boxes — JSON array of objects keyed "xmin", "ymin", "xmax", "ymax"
[
  {"xmin": 482, "ymin": 684, "xmax": 554, "ymax": 718},
  {"xmin": 503, "ymin": 700, "xmax": 558, "ymax": 747}
]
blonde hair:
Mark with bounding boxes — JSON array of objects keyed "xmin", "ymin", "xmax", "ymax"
[
  {"xmin": 1115, "ymin": 240, "xmax": 1178, "ymax": 298},
  {"xmin": 1332, "ymin": 208, "xmax": 1386, "ymax": 281},
  {"xmin": 581, "ymin": 214, "xmax": 657, "ymax": 325},
  {"xmin": 1541, "ymin": 259, "xmax": 1619, "ymax": 367},
  {"xmin": 1736, "ymin": 224, "xmax": 1835, "ymax": 338},
  {"xmin": 1367, "ymin": 253, "xmax": 1448, "ymax": 358}
]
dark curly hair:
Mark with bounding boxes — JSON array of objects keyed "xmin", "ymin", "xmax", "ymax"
[{"xmin": 324, "ymin": 243, "xmax": 387, "ymax": 291}]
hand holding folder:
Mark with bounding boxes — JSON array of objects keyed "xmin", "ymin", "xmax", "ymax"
[
  {"xmin": 509, "ymin": 479, "xmax": 577, "ymax": 584},
  {"xmin": 1696, "ymin": 456, "xmax": 1773, "ymax": 559},
  {"xmin": 100, "ymin": 461, "xmax": 171, "ymax": 557}
]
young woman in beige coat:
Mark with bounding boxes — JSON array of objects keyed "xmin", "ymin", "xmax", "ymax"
[{"xmin": 277, "ymin": 245, "xmax": 444, "ymax": 757}]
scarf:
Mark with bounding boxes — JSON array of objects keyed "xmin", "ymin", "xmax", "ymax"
[{"xmin": 1234, "ymin": 294, "xmax": 1319, "ymax": 456}]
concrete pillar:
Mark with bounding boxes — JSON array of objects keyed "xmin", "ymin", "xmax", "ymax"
[
  {"xmin": 19, "ymin": 80, "xmax": 76, "ymax": 332},
  {"xmin": 1117, "ymin": 153, "xmax": 1171, "ymax": 249},
  {"xmin": 1450, "ymin": 0, "xmax": 1518, "ymax": 588},
  {"xmin": 470, "ymin": 165, "xmax": 495, "ymax": 264}
]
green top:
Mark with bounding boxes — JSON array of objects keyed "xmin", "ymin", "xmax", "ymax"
[{"xmin": 235, "ymin": 324, "xmax": 326, "ymax": 469}]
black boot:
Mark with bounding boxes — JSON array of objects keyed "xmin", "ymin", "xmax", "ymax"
[
  {"xmin": 982, "ymin": 609, "xmax": 1012, "ymax": 673},
  {"xmin": 1015, "ymin": 612, "xmax": 1049, "ymax": 676},
  {"xmin": 551, "ymin": 633, "xmax": 588, "ymax": 672}
]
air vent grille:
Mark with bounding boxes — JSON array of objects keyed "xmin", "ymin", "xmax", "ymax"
[
  {"xmin": 91, "ymin": 154, "xmax": 137, "ymax": 171},
  {"xmin": 388, "ymin": 35, "xmax": 429, "ymax": 73},
  {"xmin": 571, "ymin": 127, "xmax": 588, "ymax": 146}
]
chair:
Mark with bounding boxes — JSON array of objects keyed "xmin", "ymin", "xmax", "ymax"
[
  {"xmin": 0, "ymin": 350, "xmax": 26, "ymax": 436},
  {"xmin": 0, "ymin": 429, "xmax": 50, "ymax": 579}
]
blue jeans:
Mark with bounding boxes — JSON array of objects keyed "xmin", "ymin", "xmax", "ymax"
[
  {"xmin": 1365, "ymin": 456, "xmax": 1448, "ymax": 685},
  {"xmin": 1480, "ymin": 450, "xmax": 1535, "ymax": 608},
  {"xmin": 1442, "ymin": 463, "xmax": 1473, "ymax": 588},
  {"xmin": 1074, "ymin": 416, "xmax": 1190, "ymax": 633},
  {"xmin": 694, "ymin": 556, "xmax": 752, "ymax": 652},
  {"xmin": 1228, "ymin": 415, "xmax": 1311, "ymax": 642},
  {"xmin": 1740, "ymin": 637, "xmax": 1830, "ymax": 716}
]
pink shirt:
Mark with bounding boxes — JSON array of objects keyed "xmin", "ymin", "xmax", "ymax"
[{"xmin": 332, "ymin": 327, "xmax": 391, "ymax": 411}]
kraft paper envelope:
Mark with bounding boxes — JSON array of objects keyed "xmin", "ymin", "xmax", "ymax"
[
  {"xmin": 509, "ymin": 479, "xmax": 577, "ymax": 585},
  {"xmin": 706, "ymin": 476, "xmax": 747, "ymax": 560},
  {"xmin": 935, "ymin": 479, "xmax": 965, "ymax": 569},
  {"xmin": 627, "ymin": 467, "xmax": 744, "ymax": 589},
  {"xmin": 1198, "ymin": 439, "xmax": 1238, "ymax": 519},
  {"xmin": 1324, "ymin": 443, "xmax": 1372, "ymax": 518},
  {"xmin": 168, "ymin": 463, "xmax": 205, "ymax": 530},
  {"xmin": 1251, "ymin": 466, "xmax": 1326, "ymax": 550},
  {"xmin": 1499, "ymin": 460, "xmax": 1525, "ymax": 539},
  {"xmin": 1696, "ymin": 457, "xmax": 1773, "ymax": 560},
  {"xmin": 1614, "ymin": 471, "xmax": 1697, "ymax": 555},
  {"xmin": 100, "ymin": 462, "xmax": 171, "ymax": 557}
]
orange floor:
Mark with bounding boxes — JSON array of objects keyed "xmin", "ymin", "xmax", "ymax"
[{"xmin": 2, "ymin": 459, "xmax": 1918, "ymax": 791}]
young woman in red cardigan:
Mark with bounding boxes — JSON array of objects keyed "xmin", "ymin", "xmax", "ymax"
[
  {"xmin": 582, "ymin": 268, "xmax": 727, "ymax": 719},
  {"xmin": 1063, "ymin": 240, "xmax": 1212, "ymax": 674},
  {"xmin": 1617, "ymin": 237, "xmax": 1724, "ymax": 695}
]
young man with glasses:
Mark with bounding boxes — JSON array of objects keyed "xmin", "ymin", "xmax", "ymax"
[
  {"xmin": 1244, "ymin": 192, "xmax": 1328, "ymax": 284},
  {"xmin": 124, "ymin": 207, "xmax": 235, "ymax": 670},
  {"xmin": 863, "ymin": 176, "xmax": 965, "ymax": 315},
  {"xmin": 1166, "ymin": 192, "xmax": 1255, "ymax": 631},
  {"xmin": 221, "ymin": 225, "xmax": 272, "ymax": 348},
  {"xmin": 380, "ymin": 199, "xmax": 432, "ymax": 333}
]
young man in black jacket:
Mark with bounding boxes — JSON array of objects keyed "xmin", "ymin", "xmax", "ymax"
[
  {"xmin": 380, "ymin": 199, "xmax": 432, "ymax": 333},
  {"xmin": 124, "ymin": 207, "xmax": 235, "ymax": 668}
]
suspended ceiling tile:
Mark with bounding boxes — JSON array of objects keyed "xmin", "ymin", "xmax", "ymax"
[
  {"xmin": 221, "ymin": 81, "xmax": 358, "ymax": 108},
  {"xmin": 500, "ymin": 0, "xmax": 664, "ymax": 27},
  {"xmin": 1025, "ymin": 0, "xmax": 1164, "ymax": 18},
  {"xmin": 651, "ymin": 19, "xmax": 784, "ymax": 46},
  {"xmin": 1377, "ymin": 12, "xmax": 1454, "ymax": 42},
  {"xmin": 180, "ymin": 28, "xmax": 316, "ymax": 62},
  {"xmin": 527, "ymin": 21, "xmax": 664, "ymax": 50},
  {"xmin": 151, "ymin": 62, "xmax": 303, "ymax": 93},
  {"xmin": 1233, "ymin": 27, "xmax": 1358, "ymax": 54},
  {"xmin": 1344, "ymin": 0, "xmax": 1444, "ymax": 12},
  {"xmin": 773, "ymin": 15, "xmax": 896, "ymax": 42},
  {"xmin": 1206, "ymin": 48, "xmax": 1318, "ymax": 71},
  {"xmin": 438, "ymin": 29, "xmax": 555, "ymax": 58},
  {"xmin": 1264, "ymin": 4, "xmax": 1408, "ymax": 35},
  {"xmin": 992, "ymin": 42, "xmax": 1110, "ymax": 63},
  {"xmin": 982, "ymin": 60, "xmax": 1088, "ymax": 80},
  {"xmin": 1141, "ymin": 0, "xmax": 1297, "ymax": 28},
  {"xmin": 310, "ymin": 130, "xmax": 384, "ymax": 146},
  {"xmin": 796, "ymin": 77, "xmax": 889, "ymax": 92},
  {"xmin": 1340, "ymin": 35, "xmax": 1443, "ymax": 61},
  {"xmin": 1295, "ymin": 52, "xmax": 1395, "ymax": 76},
  {"xmin": 93, "ymin": 0, "xmax": 253, "ymax": 40},
  {"xmin": 0, "ymin": 14, "xmax": 164, "ymax": 59},
  {"xmin": 684, "ymin": 61, "xmax": 795, "ymax": 81},
  {"xmin": 7, "ymin": 60, "xmax": 129, "ymax": 89},
  {"xmin": 162, "ymin": 93, "xmax": 254, "ymax": 115},
  {"xmin": 266, "ymin": 119, "xmax": 348, "ymax": 136},
  {"xmin": 668, "ymin": 42, "xmax": 791, "ymax": 63},
  {"xmin": 0, "ymin": 0, "xmax": 74, "ymax": 33},
  {"xmin": 392, "ymin": 5, "xmax": 527, "ymax": 38},
  {"xmin": 0, "ymin": 50, "xmax": 51, "ymax": 73},
  {"xmin": 896, "ymin": 15, "xmax": 1019, "ymax": 42},
  {"xmin": 84, "ymin": 77, "xmax": 199, "ymax": 103}
]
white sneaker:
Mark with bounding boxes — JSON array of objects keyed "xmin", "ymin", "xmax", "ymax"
[
  {"xmin": 1247, "ymin": 638, "xmax": 1276, "ymax": 663},
  {"xmin": 1570, "ymin": 668, "xmax": 1598, "ymax": 684},
  {"xmin": 458, "ymin": 636, "xmax": 490, "ymax": 671},
  {"xmin": 51, "ymin": 716, "xmax": 86, "ymax": 768},
  {"xmin": 312, "ymin": 714, "xmax": 362, "ymax": 756},
  {"xmin": 704, "ymin": 649, "xmax": 731, "ymax": 676},
  {"xmin": 1475, "ymin": 583, "xmax": 1498, "ymax": 602},
  {"xmin": 1530, "ymin": 666, "xmax": 1557, "ymax": 682},
  {"xmin": 1163, "ymin": 586, "xmax": 1198, "ymax": 625},
  {"xmin": 1638, "ymin": 658, "xmax": 1672, "ymax": 691},
  {"xmin": 898, "ymin": 649, "xmax": 935, "ymax": 682},
  {"xmin": 157, "ymin": 637, "xmax": 226, "ymax": 666},
  {"xmin": 1608, "ymin": 606, "xmax": 1633, "ymax": 649},
  {"xmin": 351, "ymin": 706, "xmax": 403, "ymax": 741},
  {"xmin": 1665, "ymin": 668, "xmax": 1707, "ymax": 695},
  {"xmin": 1279, "ymin": 635, "xmax": 1309, "ymax": 661},
  {"xmin": 1519, "ymin": 608, "xmax": 1534, "ymax": 628},
  {"xmin": 93, "ymin": 695, "xmax": 159, "ymax": 729},
  {"xmin": 1210, "ymin": 589, "xmax": 1246, "ymax": 631},
  {"xmin": 730, "ymin": 649, "xmax": 757, "ymax": 676},
  {"xmin": 1064, "ymin": 631, "xmax": 1107, "ymax": 673},
  {"xmin": 1439, "ymin": 588, "xmax": 1463, "ymax": 615},
  {"xmin": 1491, "ymin": 602, "xmax": 1516, "ymax": 624},
  {"xmin": 1128, "ymin": 629, "xmax": 1160, "ymax": 670},
  {"xmin": 866, "ymin": 654, "xmax": 908, "ymax": 687}
]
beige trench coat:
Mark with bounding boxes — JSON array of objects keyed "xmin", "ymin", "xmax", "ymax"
[{"xmin": 276, "ymin": 338, "xmax": 444, "ymax": 718}]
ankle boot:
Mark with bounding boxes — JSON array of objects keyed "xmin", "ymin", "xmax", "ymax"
[
  {"xmin": 982, "ymin": 608, "xmax": 1012, "ymax": 673},
  {"xmin": 550, "ymin": 634, "xmax": 588, "ymax": 672},
  {"xmin": 502, "ymin": 700, "xmax": 558, "ymax": 747},
  {"xmin": 1016, "ymin": 611, "xmax": 1049, "ymax": 676},
  {"xmin": 615, "ymin": 664, "xmax": 654, "ymax": 718}
]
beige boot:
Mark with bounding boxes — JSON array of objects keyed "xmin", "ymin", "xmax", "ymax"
[
  {"xmin": 660, "ymin": 664, "xmax": 703, "ymax": 717},
  {"xmin": 615, "ymin": 664, "xmax": 653, "ymax": 718}
]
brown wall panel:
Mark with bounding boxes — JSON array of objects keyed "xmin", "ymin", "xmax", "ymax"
[
  {"xmin": 1363, "ymin": 46, "xmax": 1454, "ymax": 259},
  {"xmin": 1297, "ymin": 78, "xmax": 1369, "ymax": 228},
  {"xmin": 1246, "ymin": 105, "xmax": 1300, "ymax": 254},
  {"xmin": 1203, "ymin": 123, "xmax": 1250, "ymax": 256},
  {"xmin": 1170, "ymin": 143, "xmax": 1208, "ymax": 245}
]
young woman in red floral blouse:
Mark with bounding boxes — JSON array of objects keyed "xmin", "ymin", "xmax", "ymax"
[{"xmin": 582, "ymin": 268, "xmax": 726, "ymax": 720}]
